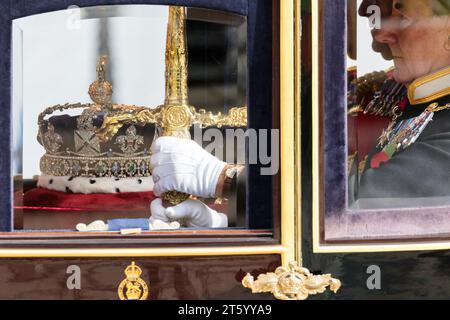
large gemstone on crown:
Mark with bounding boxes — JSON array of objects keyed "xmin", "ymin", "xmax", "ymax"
[
  {"xmin": 126, "ymin": 161, "xmax": 137, "ymax": 176},
  {"xmin": 112, "ymin": 162, "xmax": 121, "ymax": 176},
  {"xmin": 95, "ymin": 161, "xmax": 107, "ymax": 176},
  {"xmin": 72, "ymin": 161, "xmax": 82, "ymax": 176},
  {"xmin": 140, "ymin": 161, "xmax": 149, "ymax": 175}
]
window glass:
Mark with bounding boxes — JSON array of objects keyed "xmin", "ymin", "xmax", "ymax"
[
  {"xmin": 347, "ymin": 0, "xmax": 450, "ymax": 210},
  {"xmin": 12, "ymin": 5, "xmax": 257, "ymax": 232}
]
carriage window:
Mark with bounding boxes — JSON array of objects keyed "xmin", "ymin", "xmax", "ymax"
[
  {"xmin": 347, "ymin": 0, "xmax": 450, "ymax": 210},
  {"xmin": 11, "ymin": 4, "xmax": 276, "ymax": 234}
]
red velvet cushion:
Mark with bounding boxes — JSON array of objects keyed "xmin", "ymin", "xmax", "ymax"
[{"xmin": 20, "ymin": 188, "xmax": 156, "ymax": 212}]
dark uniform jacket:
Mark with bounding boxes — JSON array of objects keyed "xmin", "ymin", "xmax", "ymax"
[{"xmin": 356, "ymin": 69, "xmax": 450, "ymax": 200}]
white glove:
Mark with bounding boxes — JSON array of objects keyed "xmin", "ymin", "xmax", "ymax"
[
  {"xmin": 150, "ymin": 198, "xmax": 228, "ymax": 228},
  {"xmin": 149, "ymin": 218, "xmax": 181, "ymax": 231},
  {"xmin": 76, "ymin": 220, "xmax": 108, "ymax": 232},
  {"xmin": 150, "ymin": 137, "xmax": 226, "ymax": 198}
]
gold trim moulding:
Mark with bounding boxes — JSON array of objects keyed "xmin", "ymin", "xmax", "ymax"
[
  {"xmin": 314, "ymin": 241, "xmax": 450, "ymax": 254},
  {"xmin": 0, "ymin": 245, "xmax": 285, "ymax": 258},
  {"xmin": 280, "ymin": 0, "xmax": 296, "ymax": 266},
  {"xmin": 293, "ymin": 0, "xmax": 302, "ymax": 263},
  {"xmin": 311, "ymin": 0, "xmax": 321, "ymax": 254}
]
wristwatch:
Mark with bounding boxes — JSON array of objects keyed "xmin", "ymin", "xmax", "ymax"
[{"xmin": 221, "ymin": 165, "xmax": 244, "ymax": 199}]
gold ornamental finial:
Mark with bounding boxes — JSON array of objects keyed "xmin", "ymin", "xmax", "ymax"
[
  {"xmin": 96, "ymin": 55, "xmax": 108, "ymax": 82},
  {"xmin": 165, "ymin": 6, "xmax": 189, "ymax": 107},
  {"xmin": 88, "ymin": 55, "xmax": 113, "ymax": 106}
]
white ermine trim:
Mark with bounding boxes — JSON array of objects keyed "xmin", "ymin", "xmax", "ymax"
[{"xmin": 37, "ymin": 174, "xmax": 154, "ymax": 194}]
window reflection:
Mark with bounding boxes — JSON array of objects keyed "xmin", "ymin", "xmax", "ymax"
[
  {"xmin": 12, "ymin": 5, "xmax": 248, "ymax": 231},
  {"xmin": 347, "ymin": 0, "xmax": 450, "ymax": 209}
]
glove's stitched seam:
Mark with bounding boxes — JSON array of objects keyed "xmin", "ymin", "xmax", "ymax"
[
  {"xmin": 155, "ymin": 172, "xmax": 197, "ymax": 179},
  {"xmin": 158, "ymin": 151, "xmax": 199, "ymax": 162},
  {"xmin": 151, "ymin": 162, "xmax": 198, "ymax": 168}
]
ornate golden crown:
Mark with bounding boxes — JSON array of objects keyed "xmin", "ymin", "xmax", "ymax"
[{"xmin": 37, "ymin": 56, "xmax": 154, "ymax": 179}]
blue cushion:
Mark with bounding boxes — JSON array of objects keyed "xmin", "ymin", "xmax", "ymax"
[{"xmin": 108, "ymin": 218, "xmax": 150, "ymax": 231}]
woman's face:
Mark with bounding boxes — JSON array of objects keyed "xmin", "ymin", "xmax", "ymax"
[{"xmin": 369, "ymin": 0, "xmax": 450, "ymax": 84}]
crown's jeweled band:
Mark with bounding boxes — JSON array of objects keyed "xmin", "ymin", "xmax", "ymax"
[{"xmin": 40, "ymin": 154, "xmax": 151, "ymax": 178}]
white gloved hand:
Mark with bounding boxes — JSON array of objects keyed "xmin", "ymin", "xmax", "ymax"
[
  {"xmin": 150, "ymin": 137, "xmax": 226, "ymax": 198},
  {"xmin": 150, "ymin": 198, "xmax": 228, "ymax": 228},
  {"xmin": 76, "ymin": 220, "xmax": 108, "ymax": 232},
  {"xmin": 149, "ymin": 217, "xmax": 181, "ymax": 230}
]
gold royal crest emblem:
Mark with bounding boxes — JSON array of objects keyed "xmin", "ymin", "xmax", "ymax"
[{"xmin": 118, "ymin": 262, "xmax": 149, "ymax": 300}]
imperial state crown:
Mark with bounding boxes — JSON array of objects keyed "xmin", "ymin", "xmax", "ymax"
[{"xmin": 37, "ymin": 56, "xmax": 156, "ymax": 194}]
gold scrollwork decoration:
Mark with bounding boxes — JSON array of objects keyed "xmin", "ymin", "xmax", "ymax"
[
  {"xmin": 161, "ymin": 190, "xmax": 190, "ymax": 206},
  {"xmin": 118, "ymin": 262, "xmax": 149, "ymax": 301},
  {"xmin": 97, "ymin": 105, "xmax": 248, "ymax": 142},
  {"xmin": 242, "ymin": 261, "xmax": 341, "ymax": 300},
  {"xmin": 194, "ymin": 107, "xmax": 248, "ymax": 128}
]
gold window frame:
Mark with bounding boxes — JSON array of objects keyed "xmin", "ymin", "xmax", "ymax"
[
  {"xmin": 311, "ymin": 0, "xmax": 450, "ymax": 254},
  {"xmin": 0, "ymin": 0, "xmax": 300, "ymax": 263}
]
